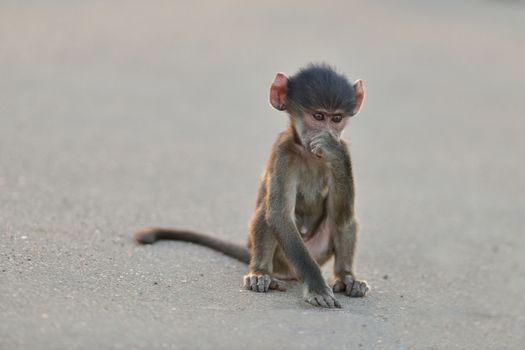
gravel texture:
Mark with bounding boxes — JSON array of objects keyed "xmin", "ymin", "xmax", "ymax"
[{"xmin": 1, "ymin": 1, "xmax": 524, "ymax": 349}]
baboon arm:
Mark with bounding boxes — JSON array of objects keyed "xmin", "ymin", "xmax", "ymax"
[
  {"xmin": 328, "ymin": 142, "xmax": 355, "ymax": 227},
  {"xmin": 265, "ymin": 165, "xmax": 325, "ymax": 289},
  {"xmin": 324, "ymin": 141, "xmax": 360, "ymax": 281}
]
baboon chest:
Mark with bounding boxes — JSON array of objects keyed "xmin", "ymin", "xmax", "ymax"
[{"xmin": 294, "ymin": 165, "xmax": 330, "ymax": 239}]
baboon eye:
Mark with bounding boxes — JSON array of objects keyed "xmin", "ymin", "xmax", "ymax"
[
  {"xmin": 332, "ymin": 114, "xmax": 343, "ymax": 123},
  {"xmin": 313, "ymin": 112, "xmax": 325, "ymax": 121}
]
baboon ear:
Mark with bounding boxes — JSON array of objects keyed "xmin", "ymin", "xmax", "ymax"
[
  {"xmin": 269, "ymin": 73, "xmax": 289, "ymax": 111},
  {"xmin": 351, "ymin": 79, "xmax": 365, "ymax": 116}
]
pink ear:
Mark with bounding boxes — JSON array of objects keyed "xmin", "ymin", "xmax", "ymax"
[
  {"xmin": 352, "ymin": 79, "xmax": 365, "ymax": 116},
  {"xmin": 269, "ymin": 73, "xmax": 288, "ymax": 111}
]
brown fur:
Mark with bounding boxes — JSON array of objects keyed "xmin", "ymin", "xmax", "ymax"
[{"xmin": 134, "ymin": 64, "xmax": 370, "ymax": 308}]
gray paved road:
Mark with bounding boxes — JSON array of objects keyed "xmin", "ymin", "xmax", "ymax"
[{"xmin": 1, "ymin": 1, "xmax": 524, "ymax": 349}]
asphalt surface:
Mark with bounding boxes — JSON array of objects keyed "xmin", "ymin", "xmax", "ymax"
[{"xmin": 1, "ymin": 1, "xmax": 524, "ymax": 349}]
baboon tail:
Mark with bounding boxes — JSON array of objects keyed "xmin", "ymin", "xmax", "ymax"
[{"xmin": 134, "ymin": 227, "xmax": 250, "ymax": 264}]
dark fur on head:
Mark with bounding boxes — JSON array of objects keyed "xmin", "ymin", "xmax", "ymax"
[{"xmin": 286, "ymin": 63, "xmax": 357, "ymax": 115}]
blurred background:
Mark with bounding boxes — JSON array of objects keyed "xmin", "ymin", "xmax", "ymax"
[{"xmin": 1, "ymin": 0, "xmax": 524, "ymax": 349}]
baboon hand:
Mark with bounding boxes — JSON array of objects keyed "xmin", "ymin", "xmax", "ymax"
[
  {"xmin": 303, "ymin": 284, "xmax": 342, "ymax": 308},
  {"xmin": 332, "ymin": 275, "xmax": 370, "ymax": 297},
  {"xmin": 243, "ymin": 273, "xmax": 287, "ymax": 293},
  {"xmin": 309, "ymin": 132, "xmax": 342, "ymax": 161}
]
